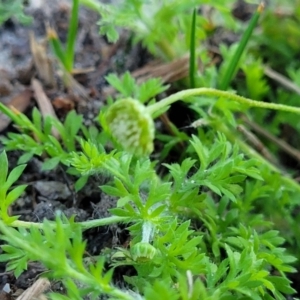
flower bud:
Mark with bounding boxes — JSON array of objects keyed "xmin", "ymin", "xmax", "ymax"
[
  {"xmin": 105, "ymin": 98, "xmax": 154, "ymax": 156},
  {"xmin": 130, "ymin": 242, "xmax": 157, "ymax": 262}
]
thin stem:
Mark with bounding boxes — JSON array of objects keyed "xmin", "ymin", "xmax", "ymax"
[
  {"xmin": 9, "ymin": 215, "xmax": 129, "ymax": 231},
  {"xmin": 102, "ymin": 162, "xmax": 128, "ymax": 185},
  {"xmin": 141, "ymin": 221, "xmax": 154, "ymax": 243},
  {"xmin": 80, "ymin": 0, "xmax": 175, "ymax": 60},
  {"xmin": 63, "ymin": 264, "xmax": 134, "ymax": 300},
  {"xmin": 146, "ymin": 88, "xmax": 300, "ymax": 116}
]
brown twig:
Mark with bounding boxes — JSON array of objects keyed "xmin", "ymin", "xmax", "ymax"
[
  {"xmin": 16, "ymin": 278, "xmax": 50, "ymax": 300},
  {"xmin": 237, "ymin": 124, "xmax": 280, "ymax": 167},
  {"xmin": 264, "ymin": 66, "xmax": 300, "ymax": 96},
  {"xmin": 242, "ymin": 115, "xmax": 300, "ymax": 164}
]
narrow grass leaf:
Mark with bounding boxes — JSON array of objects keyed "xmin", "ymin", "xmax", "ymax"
[
  {"xmin": 189, "ymin": 8, "xmax": 197, "ymax": 88},
  {"xmin": 0, "ymin": 151, "xmax": 8, "ymax": 186},
  {"xmin": 47, "ymin": 27, "xmax": 67, "ymax": 69},
  {"xmin": 65, "ymin": 0, "xmax": 79, "ymax": 72},
  {"xmin": 219, "ymin": 3, "xmax": 264, "ymax": 90}
]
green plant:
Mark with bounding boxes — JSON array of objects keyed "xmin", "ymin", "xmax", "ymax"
[
  {"xmin": 0, "ymin": 130, "xmax": 297, "ymax": 299},
  {"xmin": 0, "ymin": 0, "xmax": 32, "ymax": 25},
  {"xmin": 218, "ymin": 3, "xmax": 264, "ymax": 90},
  {"xmin": 0, "ymin": 151, "xmax": 27, "ymax": 224},
  {"xmin": 1, "ymin": 81, "xmax": 300, "ymax": 298},
  {"xmin": 0, "ymin": 104, "xmax": 91, "ymax": 191},
  {"xmin": 1, "ymin": 1, "xmax": 300, "ymax": 299},
  {"xmin": 0, "ymin": 105, "xmax": 80, "ymax": 164},
  {"xmin": 102, "ymin": 86, "xmax": 300, "ymax": 155},
  {"xmin": 1, "ymin": 67, "xmax": 300, "ymax": 300},
  {"xmin": 79, "ymin": 0, "xmax": 238, "ymax": 60},
  {"xmin": 47, "ymin": 0, "xmax": 79, "ymax": 72},
  {"xmin": 0, "ymin": 216, "xmax": 135, "ymax": 299}
]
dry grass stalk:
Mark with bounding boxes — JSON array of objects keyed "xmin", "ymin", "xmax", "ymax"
[
  {"xmin": 16, "ymin": 278, "xmax": 50, "ymax": 300},
  {"xmin": 31, "ymin": 78, "xmax": 60, "ymax": 138},
  {"xmin": 29, "ymin": 32, "xmax": 55, "ymax": 88}
]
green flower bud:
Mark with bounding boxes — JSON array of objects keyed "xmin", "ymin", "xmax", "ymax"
[
  {"xmin": 105, "ymin": 98, "xmax": 155, "ymax": 156},
  {"xmin": 130, "ymin": 242, "xmax": 157, "ymax": 262}
]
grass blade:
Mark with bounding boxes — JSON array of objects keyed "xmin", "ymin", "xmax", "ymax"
[
  {"xmin": 66, "ymin": 0, "xmax": 79, "ymax": 72},
  {"xmin": 0, "ymin": 151, "xmax": 8, "ymax": 187},
  {"xmin": 47, "ymin": 27, "xmax": 66, "ymax": 68},
  {"xmin": 189, "ymin": 8, "xmax": 197, "ymax": 88},
  {"xmin": 219, "ymin": 3, "xmax": 264, "ymax": 90}
]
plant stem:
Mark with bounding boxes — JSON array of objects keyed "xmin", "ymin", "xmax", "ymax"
[
  {"xmin": 63, "ymin": 264, "xmax": 134, "ymax": 300},
  {"xmin": 0, "ymin": 221, "xmax": 135, "ymax": 300},
  {"xmin": 146, "ymin": 88, "xmax": 300, "ymax": 116},
  {"xmin": 147, "ymin": 87, "xmax": 300, "ymax": 193},
  {"xmin": 141, "ymin": 221, "xmax": 154, "ymax": 243},
  {"xmin": 9, "ymin": 215, "xmax": 129, "ymax": 230},
  {"xmin": 65, "ymin": 0, "xmax": 79, "ymax": 72}
]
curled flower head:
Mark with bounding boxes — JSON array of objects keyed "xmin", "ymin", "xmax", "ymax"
[
  {"xmin": 130, "ymin": 242, "xmax": 157, "ymax": 262},
  {"xmin": 105, "ymin": 98, "xmax": 155, "ymax": 156}
]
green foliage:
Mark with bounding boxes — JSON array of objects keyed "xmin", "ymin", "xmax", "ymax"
[
  {"xmin": 0, "ymin": 105, "xmax": 96, "ymax": 191},
  {"xmin": 2, "ymin": 124, "xmax": 297, "ymax": 298},
  {"xmin": 71, "ymin": 136, "xmax": 296, "ymax": 298},
  {"xmin": 1, "ymin": 1, "xmax": 300, "ymax": 299},
  {"xmin": 241, "ymin": 60, "xmax": 269, "ymax": 100},
  {"xmin": 81, "ymin": 0, "xmax": 237, "ymax": 60},
  {"xmin": 0, "ymin": 0, "xmax": 32, "ymax": 25},
  {"xmin": 0, "ymin": 151, "xmax": 27, "ymax": 223},
  {"xmin": 0, "ymin": 105, "xmax": 83, "ymax": 167},
  {"xmin": 0, "ymin": 217, "xmax": 134, "ymax": 300},
  {"xmin": 105, "ymin": 72, "xmax": 169, "ymax": 103},
  {"xmin": 47, "ymin": 0, "xmax": 79, "ymax": 72}
]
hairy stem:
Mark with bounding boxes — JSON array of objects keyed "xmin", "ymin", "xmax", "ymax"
[
  {"xmin": 9, "ymin": 215, "xmax": 129, "ymax": 231},
  {"xmin": 147, "ymin": 88, "xmax": 300, "ymax": 116}
]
